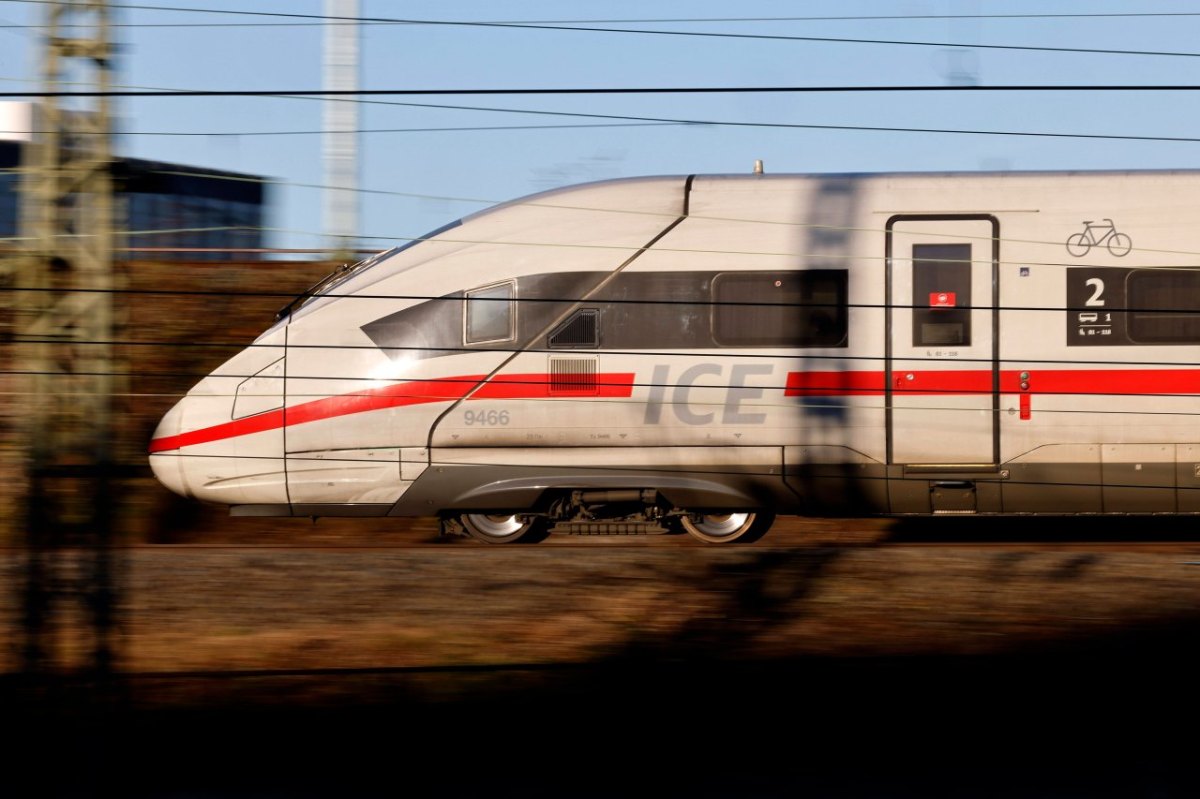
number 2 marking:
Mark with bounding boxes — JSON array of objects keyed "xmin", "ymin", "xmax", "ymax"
[{"xmin": 1084, "ymin": 277, "xmax": 1106, "ymax": 307}]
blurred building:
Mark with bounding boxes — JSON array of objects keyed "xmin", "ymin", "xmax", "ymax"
[
  {"xmin": 117, "ymin": 156, "xmax": 267, "ymax": 261},
  {"xmin": 1, "ymin": 101, "xmax": 267, "ymax": 261}
]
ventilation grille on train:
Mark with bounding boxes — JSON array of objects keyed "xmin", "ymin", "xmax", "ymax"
[
  {"xmin": 548, "ymin": 309, "xmax": 599, "ymax": 349},
  {"xmin": 549, "ymin": 356, "xmax": 598, "ymax": 394}
]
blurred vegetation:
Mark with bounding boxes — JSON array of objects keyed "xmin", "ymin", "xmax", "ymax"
[{"xmin": 2, "ymin": 256, "xmax": 355, "ymax": 545}]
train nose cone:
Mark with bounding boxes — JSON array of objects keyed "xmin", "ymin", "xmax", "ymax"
[{"xmin": 148, "ymin": 398, "xmax": 191, "ymax": 498}]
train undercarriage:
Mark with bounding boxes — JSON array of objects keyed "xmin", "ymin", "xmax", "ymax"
[{"xmin": 440, "ymin": 488, "xmax": 776, "ymax": 544}]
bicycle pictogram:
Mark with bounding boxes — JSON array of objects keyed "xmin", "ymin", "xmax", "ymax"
[{"xmin": 1065, "ymin": 218, "xmax": 1132, "ymax": 257}]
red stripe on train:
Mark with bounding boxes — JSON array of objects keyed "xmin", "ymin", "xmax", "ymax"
[
  {"xmin": 148, "ymin": 374, "xmax": 487, "ymax": 453},
  {"xmin": 148, "ymin": 372, "xmax": 637, "ymax": 453},
  {"xmin": 148, "ymin": 407, "xmax": 288, "ymax": 454},
  {"xmin": 784, "ymin": 369, "xmax": 1200, "ymax": 396},
  {"xmin": 1001, "ymin": 368, "xmax": 1200, "ymax": 395},
  {"xmin": 148, "ymin": 367, "xmax": 1200, "ymax": 453},
  {"xmin": 784, "ymin": 370, "xmax": 888, "ymax": 396}
]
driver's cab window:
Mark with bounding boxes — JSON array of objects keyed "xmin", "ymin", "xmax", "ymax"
[{"xmin": 464, "ymin": 281, "xmax": 515, "ymax": 344}]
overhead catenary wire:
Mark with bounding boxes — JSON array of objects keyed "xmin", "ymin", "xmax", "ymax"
[
  {"xmin": 7, "ymin": 333, "xmax": 1200, "ymax": 374},
  {"xmin": 8, "ymin": 74, "xmax": 1200, "ymax": 160},
  {"xmin": 14, "ymin": 1, "xmax": 1200, "ymax": 26},
  {"xmin": 9, "ymin": 114, "xmax": 1200, "ymax": 146},
  {"xmin": 2, "ymin": 57, "xmax": 1198, "ymax": 170},
  {"xmin": 11, "ymin": 193, "xmax": 1200, "ymax": 262},
  {"xmin": 12, "ymin": 202, "xmax": 1200, "ymax": 264},
  {"xmin": 9, "ymin": 1, "xmax": 1200, "ymax": 62},
  {"xmin": 13, "ymin": 84, "xmax": 1200, "ymax": 99},
  {"xmin": 5, "ymin": 278, "xmax": 1200, "ymax": 370},
  {"xmin": 1, "ymin": 27, "xmax": 1194, "ymax": 288}
]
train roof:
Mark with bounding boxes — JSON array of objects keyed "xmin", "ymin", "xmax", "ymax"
[
  {"xmin": 710, "ymin": 166, "xmax": 1200, "ymax": 178},
  {"xmin": 466, "ymin": 167, "xmax": 1200, "ymax": 213}
]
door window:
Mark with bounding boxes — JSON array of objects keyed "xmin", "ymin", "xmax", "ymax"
[{"xmin": 911, "ymin": 243, "xmax": 972, "ymax": 346}]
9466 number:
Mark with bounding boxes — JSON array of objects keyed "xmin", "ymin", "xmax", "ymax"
[{"xmin": 463, "ymin": 409, "xmax": 510, "ymax": 426}]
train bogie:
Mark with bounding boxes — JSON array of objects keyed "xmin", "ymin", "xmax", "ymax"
[{"xmin": 149, "ymin": 169, "xmax": 1200, "ymax": 542}]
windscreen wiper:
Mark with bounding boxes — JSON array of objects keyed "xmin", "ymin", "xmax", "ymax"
[{"xmin": 275, "ymin": 248, "xmax": 399, "ymax": 321}]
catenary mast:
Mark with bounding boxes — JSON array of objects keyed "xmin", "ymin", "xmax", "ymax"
[
  {"xmin": 323, "ymin": 0, "xmax": 361, "ymax": 260},
  {"xmin": 17, "ymin": 0, "xmax": 120, "ymax": 676}
]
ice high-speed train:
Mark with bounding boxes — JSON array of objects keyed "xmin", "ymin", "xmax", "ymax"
[{"xmin": 149, "ymin": 168, "xmax": 1200, "ymax": 543}]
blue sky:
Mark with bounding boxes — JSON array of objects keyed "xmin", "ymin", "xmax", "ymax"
[{"xmin": 5, "ymin": 0, "xmax": 1200, "ymax": 255}]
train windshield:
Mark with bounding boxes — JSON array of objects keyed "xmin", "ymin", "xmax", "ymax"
[{"xmin": 277, "ymin": 219, "xmax": 463, "ymax": 320}]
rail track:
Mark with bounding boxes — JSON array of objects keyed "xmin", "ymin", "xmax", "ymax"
[
  {"xmin": 5, "ymin": 514, "xmax": 1200, "ymax": 797},
  {"xmin": 12, "ymin": 512, "xmax": 1195, "ymax": 550}
]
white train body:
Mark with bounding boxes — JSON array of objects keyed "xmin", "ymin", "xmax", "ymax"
[{"xmin": 149, "ymin": 170, "xmax": 1200, "ymax": 542}]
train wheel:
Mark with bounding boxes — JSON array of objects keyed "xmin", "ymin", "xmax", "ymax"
[
  {"xmin": 679, "ymin": 511, "xmax": 773, "ymax": 544},
  {"xmin": 460, "ymin": 513, "xmax": 545, "ymax": 544}
]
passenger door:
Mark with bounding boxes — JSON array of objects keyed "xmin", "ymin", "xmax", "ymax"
[{"xmin": 886, "ymin": 216, "xmax": 999, "ymax": 465}]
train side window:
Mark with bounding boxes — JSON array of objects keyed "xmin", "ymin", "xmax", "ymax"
[
  {"xmin": 464, "ymin": 281, "xmax": 515, "ymax": 344},
  {"xmin": 912, "ymin": 244, "xmax": 972, "ymax": 346},
  {"xmin": 712, "ymin": 270, "xmax": 848, "ymax": 347},
  {"xmin": 1127, "ymin": 268, "xmax": 1200, "ymax": 343}
]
